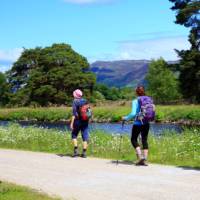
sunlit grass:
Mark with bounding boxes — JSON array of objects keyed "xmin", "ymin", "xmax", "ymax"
[
  {"xmin": 0, "ymin": 181, "xmax": 60, "ymax": 200},
  {"xmin": 0, "ymin": 124, "xmax": 199, "ymax": 168},
  {"xmin": 0, "ymin": 104, "xmax": 200, "ymax": 123}
]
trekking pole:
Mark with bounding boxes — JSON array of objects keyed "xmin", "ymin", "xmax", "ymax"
[
  {"xmin": 89, "ymin": 119, "xmax": 94, "ymax": 156},
  {"xmin": 116, "ymin": 120, "xmax": 125, "ymax": 165}
]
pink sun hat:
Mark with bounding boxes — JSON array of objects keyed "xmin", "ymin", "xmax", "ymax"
[{"xmin": 73, "ymin": 89, "xmax": 83, "ymax": 99}]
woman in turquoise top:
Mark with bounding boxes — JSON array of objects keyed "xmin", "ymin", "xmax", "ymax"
[{"xmin": 123, "ymin": 85, "xmax": 150, "ymax": 166}]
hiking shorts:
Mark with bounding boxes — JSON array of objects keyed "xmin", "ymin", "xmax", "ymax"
[{"xmin": 71, "ymin": 120, "xmax": 89, "ymax": 142}]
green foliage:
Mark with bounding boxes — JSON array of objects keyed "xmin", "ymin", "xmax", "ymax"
[
  {"xmin": 146, "ymin": 58, "xmax": 181, "ymax": 103},
  {"xmin": 94, "ymin": 84, "xmax": 133, "ymax": 101},
  {"xmin": 0, "ymin": 181, "xmax": 60, "ymax": 200},
  {"xmin": 94, "ymin": 84, "xmax": 117, "ymax": 100},
  {"xmin": 0, "ymin": 124, "xmax": 199, "ymax": 167},
  {"xmin": 156, "ymin": 105, "xmax": 200, "ymax": 122},
  {"xmin": 0, "ymin": 73, "xmax": 10, "ymax": 106},
  {"xmin": 7, "ymin": 43, "xmax": 96, "ymax": 106},
  {"xmin": 0, "ymin": 105, "xmax": 200, "ymax": 123},
  {"xmin": 182, "ymin": 50, "xmax": 200, "ymax": 96},
  {"xmin": 0, "ymin": 107, "xmax": 71, "ymax": 122},
  {"xmin": 176, "ymin": 46, "xmax": 200, "ymax": 103},
  {"xmin": 91, "ymin": 91, "xmax": 105, "ymax": 102},
  {"xmin": 8, "ymin": 88, "xmax": 31, "ymax": 107},
  {"xmin": 169, "ymin": 0, "xmax": 200, "ymax": 103},
  {"xmin": 169, "ymin": 0, "xmax": 200, "ymax": 29},
  {"xmin": 0, "ymin": 72, "xmax": 6, "ymax": 86},
  {"xmin": 149, "ymin": 128, "xmax": 200, "ymax": 167},
  {"xmin": 119, "ymin": 87, "xmax": 135, "ymax": 100}
]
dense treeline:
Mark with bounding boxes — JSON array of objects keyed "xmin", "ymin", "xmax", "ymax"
[
  {"xmin": 0, "ymin": 0, "xmax": 199, "ymax": 106},
  {"xmin": 6, "ymin": 43, "xmax": 96, "ymax": 106},
  {"xmin": 0, "ymin": 48, "xmax": 182, "ymax": 106},
  {"xmin": 146, "ymin": 58, "xmax": 182, "ymax": 104},
  {"xmin": 0, "ymin": 43, "xmax": 198, "ymax": 106},
  {"xmin": 146, "ymin": 0, "xmax": 200, "ymax": 103},
  {"xmin": 168, "ymin": 0, "xmax": 200, "ymax": 102},
  {"xmin": 0, "ymin": 44, "xmax": 134, "ymax": 107}
]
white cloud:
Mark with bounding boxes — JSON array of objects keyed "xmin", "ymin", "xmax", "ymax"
[
  {"xmin": 0, "ymin": 65, "xmax": 10, "ymax": 73},
  {"xmin": 0, "ymin": 48, "xmax": 22, "ymax": 62},
  {"xmin": 116, "ymin": 36, "xmax": 190, "ymax": 61},
  {"xmin": 88, "ymin": 36, "xmax": 190, "ymax": 62},
  {"xmin": 0, "ymin": 48, "xmax": 23, "ymax": 72},
  {"xmin": 63, "ymin": 0, "xmax": 114, "ymax": 4}
]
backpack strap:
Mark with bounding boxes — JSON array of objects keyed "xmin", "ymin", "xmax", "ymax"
[{"xmin": 137, "ymin": 97, "xmax": 142, "ymax": 111}]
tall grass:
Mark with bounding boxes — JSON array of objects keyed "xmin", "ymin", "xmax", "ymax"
[
  {"xmin": 149, "ymin": 129, "xmax": 200, "ymax": 167},
  {"xmin": 0, "ymin": 107, "xmax": 71, "ymax": 122},
  {"xmin": 156, "ymin": 105, "xmax": 200, "ymax": 122},
  {"xmin": 0, "ymin": 105, "xmax": 200, "ymax": 123},
  {"xmin": 0, "ymin": 124, "xmax": 199, "ymax": 168},
  {"xmin": 0, "ymin": 181, "xmax": 60, "ymax": 200}
]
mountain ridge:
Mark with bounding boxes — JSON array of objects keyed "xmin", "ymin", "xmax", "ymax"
[
  {"xmin": 90, "ymin": 60, "xmax": 151, "ymax": 87},
  {"xmin": 90, "ymin": 59, "xmax": 178, "ymax": 87}
]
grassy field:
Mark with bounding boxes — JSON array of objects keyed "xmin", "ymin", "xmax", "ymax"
[
  {"xmin": 0, "ymin": 104, "xmax": 200, "ymax": 123},
  {"xmin": 0, "ymin": 124, "xmax": 199, "ymax": 168},
  {"xmin": 0, "ymin": 181, "xmax": 60, "ymax": 200}
]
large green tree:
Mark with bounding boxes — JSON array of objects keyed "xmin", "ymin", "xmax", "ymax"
[
  {"xmin": 7, "ymin": 43, "xmax": 96, "ymax": 106},
  {"xmin": 169, "ymin": 0, "xmax": 200, "ymax": 102},
  {"xmin": 0, "ymin": 72, "xmax": 10, "ymax": 106},
  {"xmin": 146, "ymin": 59, "xmax": 181, "ymax": 103},
  {"xmin": 94, "ymin": 84, "xmax": 125, "ymax": 101}
]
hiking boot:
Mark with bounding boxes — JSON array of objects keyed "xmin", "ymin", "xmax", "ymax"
[
  {"xmin": 81, "ymin": 151, "xmax": 87, "ymax": 158},
  {"xmin": 136, "ymin": 159, "xmax": 148, "ymax": 166},
  {"xmin": 135, "ymin": 158, "xmax": 145, "ymax": 166},
  {"xmin": 72, "ymin": 149, "xmax": 79, "ymax": 157},
  {"xmin": 143, "ymin": 159, "xmax": 148, "ymax": 166},
  {"xmin": 72, "ymin": 152, "xmax": 79, "ymax": 157}
]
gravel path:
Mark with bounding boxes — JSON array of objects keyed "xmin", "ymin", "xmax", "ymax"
[{"xmin": 0, "ymin": 149, "xmax": 199, "ymax": 200}]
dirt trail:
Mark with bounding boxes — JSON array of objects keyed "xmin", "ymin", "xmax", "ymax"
[{"xmin": 0, "ymin": 149, "xmax": 199, "ymax": 200}]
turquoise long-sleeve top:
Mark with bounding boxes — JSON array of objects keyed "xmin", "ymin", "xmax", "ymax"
[{"xmin": 124, "ymin": 99, "xmax": 142, "ymax": 125}]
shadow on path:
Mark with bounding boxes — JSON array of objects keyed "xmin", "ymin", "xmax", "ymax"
[
  {"xmin": 110, "ymin": 160, "xmax": 134, "ymax": 166},
  {"xmin": 56, "ymin": 153, "xmax": 73, "ymax": 158}
]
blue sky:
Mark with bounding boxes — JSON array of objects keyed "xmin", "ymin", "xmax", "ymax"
[{"xmin": 0, "ymin": 0, "xmax": 190, "ymax": 72}]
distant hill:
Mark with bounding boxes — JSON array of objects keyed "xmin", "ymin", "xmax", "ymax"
[
  {"xmin": 90, "ymin": 60, "xmax": 178, "ymax": 87},
  {"xmin": 90, "ymin": 60, "xmax": 151, "ymax": 87}
]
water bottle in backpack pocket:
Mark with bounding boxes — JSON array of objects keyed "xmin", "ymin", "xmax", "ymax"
[{"xmin": 137, "ymin": 96, "xmax": 155, "ymax": 123}]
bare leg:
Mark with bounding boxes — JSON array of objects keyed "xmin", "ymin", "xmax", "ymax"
[
  {"xmin": 135, "ymin": 146, "xmax": 142, "ymax": 160},
  {"xmin": 83, "ymin": 141, "xmax": 88, "ymax": 150},
  {"xmin": 72, "ymin": 139, "xmax": 78, "ymax": 157},
  {"xmin": 143, "ymin": 149, "xmax": 148, "ymax": 160},
  {"xmin": 72, "ymin": 138, "xmax": 78, "ymax": 147},
  {"xmin": 135, "ymin": 146, "xmax": 148, "ymax": 166},
  {"xmin": 81, "ymin": 141, "xmax": 88, "ymax": 158}
]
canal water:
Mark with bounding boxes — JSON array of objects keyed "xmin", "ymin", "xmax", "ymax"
[{"xmin": 0, "ymin": 120, "xmax": 183, "ymax": 135}]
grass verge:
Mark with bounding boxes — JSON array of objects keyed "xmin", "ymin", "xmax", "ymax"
[
  {"xmin": 0, "ymin": 181, "xmax": 60, "ymax": 200},
  {"xmin": 0, "ymin": 105, "xmax": 199, "ymax": 123},
  {"xmin": 0, "ymin": 124, "xmax": 199, "ymax": 168}
]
